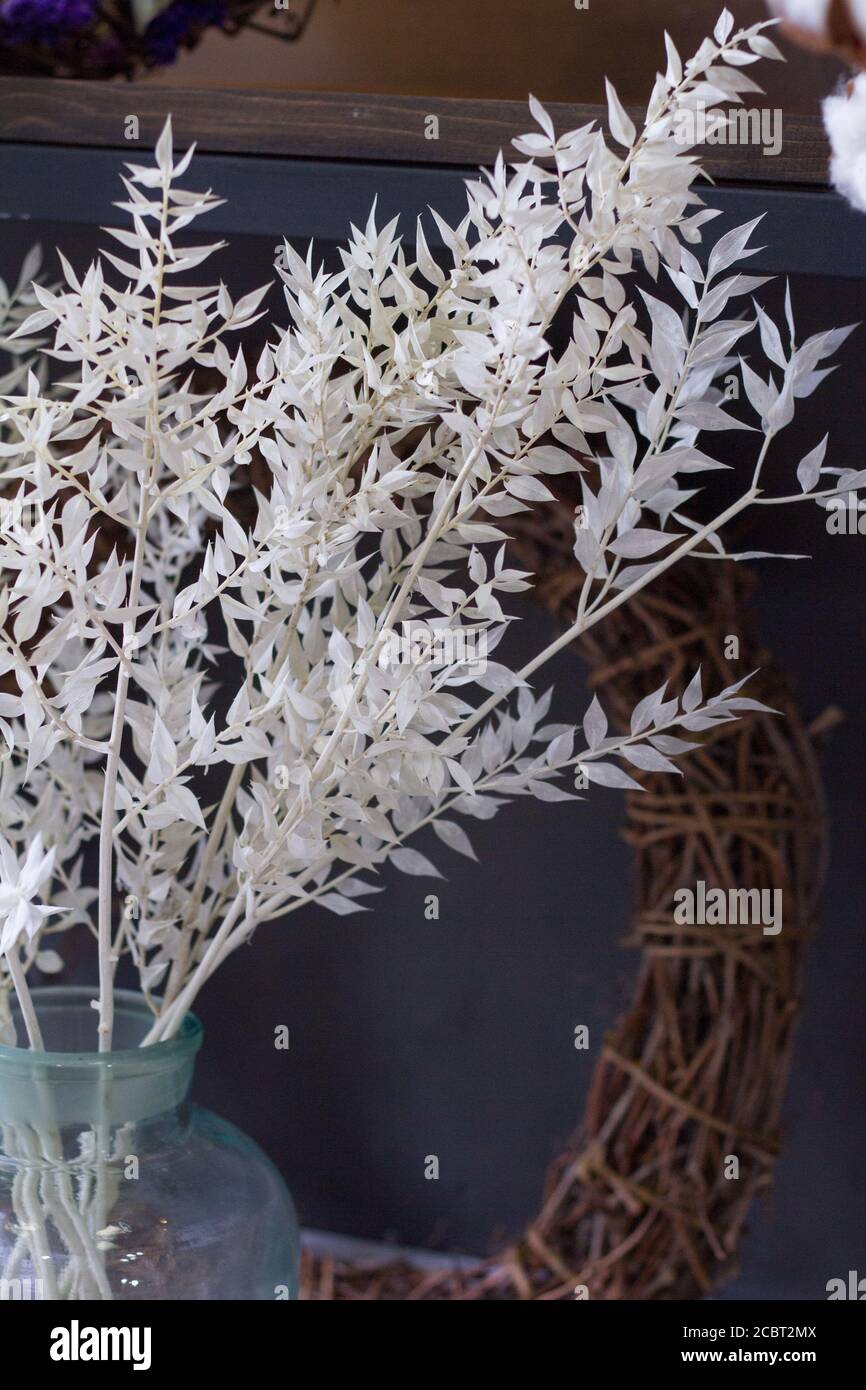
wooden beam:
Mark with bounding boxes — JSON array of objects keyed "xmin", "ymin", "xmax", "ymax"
[{"xmin": 0, "ymin": 79, "xmax": 831, "ymax": 187}]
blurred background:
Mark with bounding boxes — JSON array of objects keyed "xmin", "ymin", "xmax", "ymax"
[
  {"xmin": 143, "ymin": 0, "xmax": 840, "ymax": 103},
  {"xmin": 0, "ymin": 0, "xmax": 847, "ymax": 102}
]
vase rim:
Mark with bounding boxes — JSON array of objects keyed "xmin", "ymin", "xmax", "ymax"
[{"xmin": 0, "ymin": 985, "xmax": 202, "ymax": 1071}]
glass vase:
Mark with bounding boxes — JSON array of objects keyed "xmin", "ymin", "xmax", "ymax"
[{"xmin": 0, "ymin": 987, "xmax": 299, "ymax": 1301}]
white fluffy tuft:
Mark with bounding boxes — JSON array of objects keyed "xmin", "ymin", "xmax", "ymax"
[
  {"xmin": 848, "ymin": 0, "xmax": 866, "ymax": 43},
  {"xmin": 824, "ymin": 74, "xmax": 866, "ymax": 212},
  {"xmin": 767, "ymin": 0, "xmax": 831, "ymax": 36}
]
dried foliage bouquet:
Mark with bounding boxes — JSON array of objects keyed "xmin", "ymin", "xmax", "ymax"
[{"xmin": 0, "ymin": 11, "xmax": 857, "ymax": 1058}]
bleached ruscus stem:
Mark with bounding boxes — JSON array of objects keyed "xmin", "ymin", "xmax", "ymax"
[{"xmin": 0, "ymin": 15, "xmax": 856, "ymax": 1052}]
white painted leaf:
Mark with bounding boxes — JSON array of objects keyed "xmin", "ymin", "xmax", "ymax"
[
  {"xmin": 147, "ymin": 714, "xmax": 177, "ymax": 785},
  {"xmin": 605, "ymin": 79, "xmax": 636, "ymax": 148},
  {"xmin": 796, "ymin": 435, "xmax": 828, "ymax": 493},
  {"xmin": 610, "ymin": 528, "xmax": 682, "ymax": 559},
  {"xmin": 582, "ymin": 694, "xmax": 608, "ymax": 751},
  {"xmin": 620, "ymin": 743, "xmax": 681, "ymax": 775},
  {"xmin": 579, "ymin": 761, "xmax": 644, "ymax": 791},
  {"xmin": 390, "ymin": 848, "xmax": 443, "ymax": 878},
  {"xmin": 682, "ymin": 668, "xmax": 703, "ymax": 713},
  {"xmin": 432, "ymin": 819, "xmax": 478, "ymax": 860}
]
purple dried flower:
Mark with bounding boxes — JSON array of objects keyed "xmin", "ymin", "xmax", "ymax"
[
  {"xmin": 144, "ymin": 0, "xmax": 226, "ymax": 65},
  {"xmin": 0, "ymin": 0, "xmax": 96, "ymax": 45}
]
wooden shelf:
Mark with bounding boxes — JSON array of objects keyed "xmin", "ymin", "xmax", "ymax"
[{"xmin": 0, "ymin": 78, "xmax": 832, "ymax": 186}]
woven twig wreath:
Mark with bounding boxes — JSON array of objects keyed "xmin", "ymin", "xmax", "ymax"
[{"xmin": 300, "ymin": 499, "xmax": 830, "ymax": 1300}]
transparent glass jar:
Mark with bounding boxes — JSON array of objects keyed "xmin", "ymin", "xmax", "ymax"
[{"xmin": 0, "ymin": 988, "xmax": 299, "ymax": 1301}]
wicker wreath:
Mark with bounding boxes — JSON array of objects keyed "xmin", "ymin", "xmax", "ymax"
[{"xmin": 300, "ymin": 498, "xmax": 831, "ymax": 1300}]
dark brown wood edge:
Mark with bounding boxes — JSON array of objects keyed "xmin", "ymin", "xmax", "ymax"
[{"xmin": 0, "ymin": 79, "xmax": 831, "ymax": 187}]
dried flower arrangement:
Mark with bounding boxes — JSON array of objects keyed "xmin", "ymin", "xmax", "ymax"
[{"xmin": 0, "ymin": 11, "xmax": 858, "ymax": 1068}]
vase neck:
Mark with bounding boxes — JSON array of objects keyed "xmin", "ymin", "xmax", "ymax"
[{"xmin": 0, "ymin": 988, "xmax": 202, "ymax": 1131}]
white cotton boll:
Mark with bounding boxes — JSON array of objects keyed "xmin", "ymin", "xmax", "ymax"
[
  {"xmin": 767, "ymin": 0, "xmax": 831, "ymax": 37},
  {"xmin": 849, "ymin": 0, "xmax": 866, "ymax": 43},
  {"xmin": 824, "ymin": 75, "xmax": 866, "ymax": 211}
]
